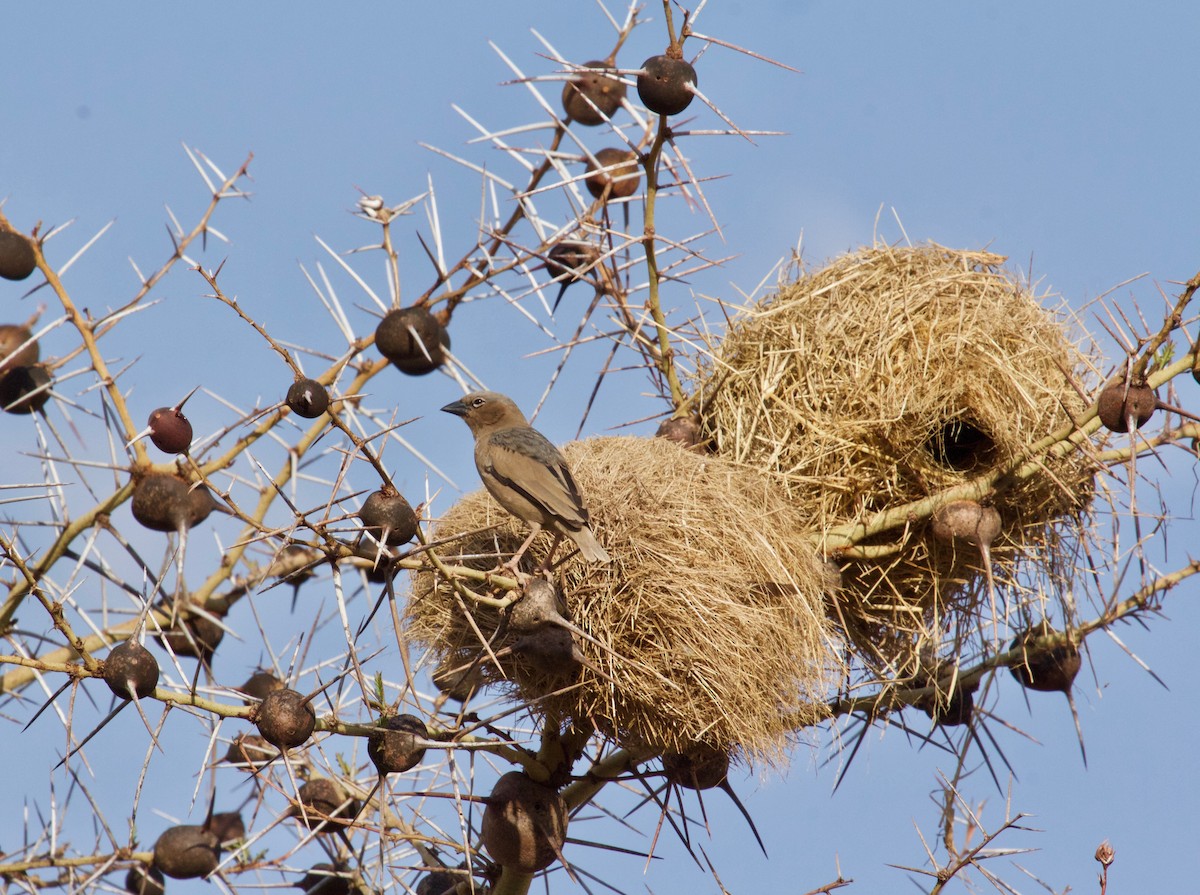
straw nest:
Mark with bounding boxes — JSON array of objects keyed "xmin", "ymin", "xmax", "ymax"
[
  {"xmin": 693, "ymin": 244, "xmax": 1097, "ymax": 667},
  {"xmin": 408, "ymin": 435, "xmax": 835, "ymax": 764}
]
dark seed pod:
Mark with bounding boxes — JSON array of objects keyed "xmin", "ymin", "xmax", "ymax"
[
  {"xmin": 287, "ymin": 378, "xmax": 330, "ymax": 418},
  {"xmin": 223, "ymin": 733, "xmax": 276, "ymax": 768},
  {"xmin": 0, "ymin": 364, "xmax": 52, "ymax": 414},
  {"xmin": 415, "ymin": 870, "xmax": 460, "ymax": 895},
  {"xmin": 237, "ymin": 670, "xmax": 285, "ymax": 704},
  {"xmin": 584, "ymin": 148, "xmax": 640, "ymax": 200},
  {"xmin": 1009, "ymin": 622, "xmax": 1081, "ymax": 693},
  {"xmin": 637, "ymin": 54, "xmax": 698, "ymax": 116},
  {"xmin": 0, "ymin": 323, "xmax": 39, "ymax": 375},
  {"xmin": 206, "ymin": 811, "xmax": 246, "ymax": 846},
  {"xmin": 296, "ymin": 864, "xmax": 356, "ymax": 895},
  {"xmin": 480, "ymin": 771, "xmax": 568, "ymax": 873},
  {"xmin": 157, "ymin": 610, "xmax": 224, "ymax": 662},
  {"xmin": 0, "ymin": 230, "xmax": 37, "ymax": 281},
  {"xmin": 546, "ymin": 240, "xmax": 599, "ymax": 284},
  {"xmin": 255, "ymin": 687, "xmax": 316, "ymax": 750},
  {"xmin": 151, "ymin": 825, "xmax": 220, "ymax": 880},
  {"xmin": 292, "ymin": 778, "xmax": 360, "ymax": 832},
  {"xmin": 103, "ymin": 640, "xmax": 160, "ymax": 700},
  {"xmin": 376, "ymin": 306, "xmax": 450, "ymax": 375},
  {"xmin": 367, "ymin": 713, "xmax": 429, "ymax": 775},
  {"xmin": 125, "ymin": 864, "xmax": 165, "ymax": 895},
  {"xmin": 358, "ymin": 488, "xmax": 418, "ymax": 545},
  {"xmin": 662, "ymin": 742, "xmax": 730, "ymax": 790},
  {"xmin": 914, "ymin": 663, "xmax": 978, "ymax": 728},
  {"xmin": 655, "ymin": 415, "xmax": 705, "ymax": 452},
  {"xmin": 146, "ymin": 406, "xmax": 193, "ymax": 454},
  {"xmin": 510, "ymin": 625, "xmax": 583, "ymax": 677},
  {"xmin": 561, "ymin": 59, "xmax": 626, "ymax": 125},
  {"xmin": 1096, "ymin": 379, "xmax": 1157, "ymax": 432},
  {"xmin": 131, "ymin": 473, "xmax": 217, "ymax": 533}
]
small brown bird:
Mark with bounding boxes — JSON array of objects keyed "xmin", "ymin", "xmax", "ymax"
[{"xmin": 441, "ymin": 391, "xmax": 610, "ymax": 567}]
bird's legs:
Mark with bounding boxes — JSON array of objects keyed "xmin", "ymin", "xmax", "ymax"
[{"xmin": 498, "ymin": 523, "xmax": 543, "ymax": 582}]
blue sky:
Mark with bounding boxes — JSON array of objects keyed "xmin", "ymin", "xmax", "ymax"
[{"xmin": 3, "ymin": 2, "xmax": 1198, "ymax": 893}]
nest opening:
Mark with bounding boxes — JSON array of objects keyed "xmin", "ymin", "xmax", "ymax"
[{"xmin": 924, "ymin": 417, "xmax": 997, "ymax": 472}]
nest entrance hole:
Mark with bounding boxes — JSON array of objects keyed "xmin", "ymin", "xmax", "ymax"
[{"xmin": 926, "ymin": 418, "xmax": 997, "ymax": 472}]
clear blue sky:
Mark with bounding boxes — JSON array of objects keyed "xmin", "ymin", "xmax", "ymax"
[{"xmin": 3, "ymin": 2, "xmax": 1198, "ymax": 893}]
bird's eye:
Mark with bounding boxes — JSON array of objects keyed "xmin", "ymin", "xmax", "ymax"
[{"xmin": 472, "ymin": 397, "xmax": 486, "ymax": 407}]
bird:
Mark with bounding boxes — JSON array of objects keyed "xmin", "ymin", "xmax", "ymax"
[{"xmin": 441, "ymin": 390, "xmax": 610, "ymax": 569}]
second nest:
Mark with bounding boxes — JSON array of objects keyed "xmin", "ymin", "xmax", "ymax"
[
  {"xmin": 409, "ymin": 436, "xmax": 834, "ymax": 764},
  {"xmin": 693, "ymin": 243, "xmax": 1099, "ymax": 666}
]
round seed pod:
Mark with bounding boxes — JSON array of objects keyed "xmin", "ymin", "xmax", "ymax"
[
  {"xmin": 151, "ymin": 825, "xmax": 220, "ymax": 880},
  {"xmin": 146, "ymin": 406, "xmax": 193, "ymax": 454},
  {"xmin": 223, "ymin": 733, "xmax": 276, "ymax": 768},
  {"xmin": 367, "ymin": 714, "xmax": 428, "ymax": 775},
  {"xmin": 914, "ymin": 665, "xmax": 978, "ymax": 728},
  {"xmin": 415, "ymin": 870, "xmax": 460, "ymax": 895},
  {"xmin": 637, "ymin": 54, "xmax": 698, "ymax": 116},
  {"xmin": 0, "ymin": 364, "xmax": 52, "ymax": 414},
  {"xmin": 103, "ymin": 640, "xmax": 160, "ymax": 700},
  {"xmin": 125, "ymin": 864, "xmax": 165, "ymax": 895},
  {"xmin": 157, "ymin": 613, "xmax": 224, "ymax": 662},
  {"xmin": 287, "ymin": 378, "xmax": 330, "ymax": 418},
  {"xmin": 206, "ymin": 811, "xmax": 246, "ymax": 846},
  {"xmin": 1009, "ymin": 622, "xmax": 1081, "ymax": 693},
  {"xmin": 292, "ymin": 778, "xmax": 360, "ymax": 832},
  {"xmin": 237, "ymin": 670, "xmax": 285, "ymax": 704},
  {"xmin": 131, "ymin": 473, "xmax": 217, "ymax": 533},
  {"xmin": 561, "ymin": 60, "xmax": 626, "ymax": 125},
  {"xmin": 661, "ymin": 742, "xmax": 730, "ymax": 791},
  {"xmin": 296, "ymin": 864, "xmax": 356, "ymax": 895},
  {"xmin": 0, "ymin": 230, "xmax": 37, "ymax": 281},
  {"xmin": 359, "ymin": 488, "xmax": 418, "ymax": 545},
  {"xmin": 480, "ymin": 771, "xmax": 568, "ymax": 873},
  {"xmin": 1096, "ymin": 380, "xmax": 1157, "ymax": 433},
  {"xmin": 930, "ymin": 500, "xmax": 1001, "ymax": 549},
  {"xmin": 546, "ymin": 240, "xmax": 599, "ymax": 284},
  {"xmin": 584, "ymin": 148, "xmax": 640, "ymax": 200},
  {"xmin": 255, "ymin": 687, "xmax": 316, "ymax": 751},
  {"xmin": 510, "ymin": 625, "xmax": 583, "ymax": 678},
  {"xmin": 655, "ymin": 415, "xmax": 704, "ymax": 452},
  {"xmin": 0, "ymin": 323, "xmax": 38, "ymax": 375},
  {"xmin": 376, "ymin": 307, "xmax": 449, "ymax": 375}
]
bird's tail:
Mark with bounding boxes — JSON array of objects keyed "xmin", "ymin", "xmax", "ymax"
[{"xmin": 571, "ymin": 526, "xmax": 611, "ymax": 564}]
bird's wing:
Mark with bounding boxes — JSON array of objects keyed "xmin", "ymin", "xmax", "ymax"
[{"xmin": 484, "ymin": 427, "xmax": 589, "ymax": 530}]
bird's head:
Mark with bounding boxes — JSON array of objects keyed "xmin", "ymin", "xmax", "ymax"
[{"xmin": 441, "ymin": 390, "xmax": 529, "ymax": 434}]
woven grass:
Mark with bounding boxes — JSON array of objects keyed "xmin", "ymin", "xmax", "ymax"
[
  {"xmin": 408, "ymin": 435, "xmax": 835, "ymax": 764},
  {"xmin": 692, "ymin": 243, "xmax": 1098, "ymax": 668}
]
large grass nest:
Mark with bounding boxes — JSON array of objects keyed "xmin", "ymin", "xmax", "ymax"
[
  {"xmin": 693, "ymin": 243, "xmax": 1099, "ymax": 667},
  {"xmin": 408, "ymin": 436, "xmax": 835, "ymax": 764}
]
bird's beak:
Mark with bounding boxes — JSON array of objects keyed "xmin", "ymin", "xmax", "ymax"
[{"xmin": 441, "ymin": 399, "xmax": 468, "ymax": 418}]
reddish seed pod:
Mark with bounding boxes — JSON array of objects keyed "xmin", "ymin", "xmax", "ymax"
[
  {"xmin": 223, "ymin": 732, "xmax": 276, "ymax": 768},
  {"xmin": 0, "ymin": 230, "xmax": 37, "ymax": 281},
  {"xmin": 480, "ymin": 771, "xmax": 568, "ymax": 873},
  {"xmin": 291, "ymin": 778, "xmax": 361, "ymax": 832},
  {"xmin": 1009, "ymin": 622, "xmax": 1081, "ymax": 693},
  {"xmin": 146, "ymin": 406, "xmax": 193, "ymax": 454},
  {"xmin": 157, "ymin": 610, "xmax": 225, "ymax": 663},
  {"xmin": 237, "ymin": 670, "xmax": 285, "ymax": 705},
  {"xmin": 255, "ymin": 687, "xmax": 316, "ymax": 751},
  {"xmin": 561, "ymin": 59, "xmax": 626, "ymax": 124},
  {"xmin": 287, "ymin": 378, "xmax": 330, "ymax": 418},
  {"xmin": 0, "ymin": 323, "xmax": 38, "ymax": 375},
  {"xmin": 584, "ymin": 147, "xmax": 640, "ymax": 200},
  {"xmin": 1096, "ymin": 379, "xmax": 1157, "ymax": 432},
  {"xmin": 131, "ymin": 473, "xmax": 217, "ymax": 532},
  {"xmin": 637, "ymin": 54, "xmax": 698, "ymax": 116},
  {"xmin": 125, "ymin": 865, "xmax": 165, "ymax": 895}
]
